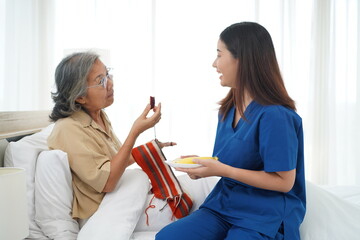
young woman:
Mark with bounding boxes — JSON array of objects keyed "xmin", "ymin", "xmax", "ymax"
[{"xmin": 156, "ymin": 22, "xmax": 306, "ymax": 240}]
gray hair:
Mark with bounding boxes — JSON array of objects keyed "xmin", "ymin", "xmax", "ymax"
[{"xmin": 50, "ymin": 52, "xmax": 99, "ymax": 121}]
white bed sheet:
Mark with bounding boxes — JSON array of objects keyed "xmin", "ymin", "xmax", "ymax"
[
  {"xmin": 80, "ymin": 179, "xmax": 360, "ymax": 240},
  {"xmin": 130, "ymin": 232, "xmax": 157, "ymax": 240},
  {"xmin": 131, "ymin": 182, "xmax": 360, "ymax": 240},
  {"xmin": 4, "ymin": 124, "xmax": 360, "ymax": 240},
  {"xmin": 300, "ymin": 182, "xmax": 360, "ymax": 240}
]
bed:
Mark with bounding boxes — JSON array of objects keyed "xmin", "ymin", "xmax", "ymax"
[{"xmin": 1, "ymin": 111, "xmax": 360, "ymax": 240}]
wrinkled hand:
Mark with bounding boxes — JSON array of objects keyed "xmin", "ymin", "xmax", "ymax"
[
  {"xmin": 131, "ymin": 103, "xmax": 161, "ymax": 136},
  {"xmin": 175, "ymin": 157, "xmax": 225, "ymax": 180},
  {"xmin": 155, "ymin": 139, "xmax": 177, "ymax": 149}
]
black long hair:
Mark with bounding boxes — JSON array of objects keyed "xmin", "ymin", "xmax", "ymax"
[{"xmin": 218, "ymin": 22, "xmax": 295, "ymax": 120}]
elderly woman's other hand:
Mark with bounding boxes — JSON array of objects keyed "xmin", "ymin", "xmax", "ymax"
[
  {"xmin": 130, "ymin": 103, "xmax": 162, "ymax": 136},
  {"xmin": 155, "ymin": 139, "xmax": 177, "ymax": 149}
]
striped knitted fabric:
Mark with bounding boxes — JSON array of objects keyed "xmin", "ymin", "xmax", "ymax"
[{"xmin": 131, "ymin": 140, "xmax": 193, "ymax": 220}]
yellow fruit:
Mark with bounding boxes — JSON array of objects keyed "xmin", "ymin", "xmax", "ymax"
[{"xmin": 174, "ymin": 157, "xmax": 218, "ymax": 164}]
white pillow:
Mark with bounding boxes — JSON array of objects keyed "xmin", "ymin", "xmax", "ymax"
[
  {"xmin": 77, "ymin": 169, "xmax": 151, "ymax": 240},
  {"xmin": 300, "ymin": 181, "xmax": 360, "ymax": 240},
  {"xmin": 34, "ymin": 150, "xmax": 79, "ymax": 240},
  {"xmin": 130, "ymin": 231, "xmax": 157, "ymax": 240},
  {"xmin": 134, "ymin": 192, "xmax": 174, "ymax": 232},
  {"xmin": 178, "ymin": 175, "xmax": 220, "ymax": 213},
  {"xmin": 323, "ymin": 185, "xmax": 360, "ymax": 205},
  {"xmin": 4, "ymin": 124, "xmax": 54, "ymax": 239}
]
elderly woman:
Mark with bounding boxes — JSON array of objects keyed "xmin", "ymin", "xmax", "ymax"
[{"xmin": 47, "ymin": 52, "xmax": 171, "ymax": 221}]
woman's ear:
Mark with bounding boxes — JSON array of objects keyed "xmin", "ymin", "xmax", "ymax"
[{"xmin": 75, "ymin": 96, "xmax": 86, "ymax": 105}]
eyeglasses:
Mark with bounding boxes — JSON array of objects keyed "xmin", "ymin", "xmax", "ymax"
[{"xmin": 87, "ymin": 67, "xmax": 113, "ymax": 89}]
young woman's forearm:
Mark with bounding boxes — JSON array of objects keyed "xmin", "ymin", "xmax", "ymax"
[{"xmin": 221, "ymin": 165, "xmax": 296, "ymax": 192}]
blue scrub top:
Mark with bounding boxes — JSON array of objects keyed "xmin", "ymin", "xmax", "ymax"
[{"xmin": 200, "ymin": 101, "xmax": 306, "ymax": 239}]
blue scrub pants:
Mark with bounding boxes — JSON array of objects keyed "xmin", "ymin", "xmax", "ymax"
[{"xmin": 156, "ymin": 208, "xmax": 284, "ymax": 240}]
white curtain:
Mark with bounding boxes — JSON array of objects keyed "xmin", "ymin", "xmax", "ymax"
[
  {"xmin": 0, "ymin": 0, "xmax": 55, "ymax": 111},
  {"xmin": 307, "ymin": 0, "xmax": 360, "ymax": 185},
  {"xmin": 1, "ymin": 0, "xmax": 359, "ymax": 186}
]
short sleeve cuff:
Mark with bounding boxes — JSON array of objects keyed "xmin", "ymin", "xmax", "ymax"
[{"xmin": 92, "ymin": 161, "xmax": 111, "ymax": 193}]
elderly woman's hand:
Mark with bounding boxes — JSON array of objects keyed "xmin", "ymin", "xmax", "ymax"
[
  {"xmin": 130, "ymin": 103, "xmax": 162, "ymax": 136},
  {"xmin": 155, "ymin": 139, "xmax": 177, "ymax": 149}
]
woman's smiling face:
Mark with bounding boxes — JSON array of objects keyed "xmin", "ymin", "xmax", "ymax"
[{"xmin": 212, "ymin": 39, "xmax": 239, "ymax": 88}]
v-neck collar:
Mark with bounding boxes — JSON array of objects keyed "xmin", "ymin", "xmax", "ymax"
[
  {"xmin": 230, "ymin": 107, "xmax": 241, "ymax": 132},
  {"xmin": 230, "ymin": 100, "xmax": 255, "ymax": 132}
]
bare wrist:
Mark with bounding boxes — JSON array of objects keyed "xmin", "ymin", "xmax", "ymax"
[
  {"xmin": 220, "ymin": 164, "xmax": 233, "ymax": 178},
  {"xmin": 129, "ymin": 128, "xmax": 141, "ymax": 138}
]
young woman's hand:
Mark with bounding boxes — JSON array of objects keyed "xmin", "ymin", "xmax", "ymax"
[{"xmin": 176, "ymin": 158, "xmax": 226, "ymax": 179}]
